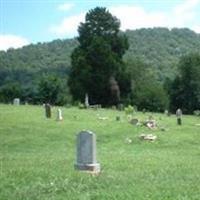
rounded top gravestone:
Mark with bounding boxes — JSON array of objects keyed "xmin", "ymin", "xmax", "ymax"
[
  {"xmin": 13, "ymin": 98, "xmax": 20, "ymax": 105},
  {"xmin": 75, "ymin": 131, "xmax": 100, "ymax": 173}
]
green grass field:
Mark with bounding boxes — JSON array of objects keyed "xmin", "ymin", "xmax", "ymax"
[{"xmin": 0, "ymin": 104, "xmax": 200, "ymax": 200}]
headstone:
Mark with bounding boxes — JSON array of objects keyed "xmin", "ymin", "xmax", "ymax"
[
  {"xmin": 130, "ymin": 118, "xmax": 139, "ymax": 125},
  {"xmin": 118, "ymin": 103, "xmax": 124, "ymax": 111},
  {"xmin": 142, "ymin": 108, "xmax": 146, "ymax": 114},
  {"xmin": 164, "ymin": 109, "xmax": 168, "ymax": 116},
  {"xmin": 116, "ymin": 116, "xmax": 120, "ymax": 121},
  {"xmin": 57, "ymin": 108, "xmax": 63, "ymax": 121},
  {"xmin": 176, "ymin": 108, "xmax": 182, "ymax": 125},
  {"xmin": 85, "ymin": 93, "xmax": 89, "ymax": 108},
  {"xmin": 75, "ymin": 131, "xmax": 100, "ymax": 173},
  {"xmin": 13, "ymin": 98, "xmax": 20, "ymax": 105},
  {"xmin": 45, "ymin": 103, "xmax": 51, "ymax": 118}
]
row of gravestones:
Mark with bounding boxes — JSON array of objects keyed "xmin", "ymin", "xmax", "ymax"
[
  {"xmin": 12, "ymin": 100, "xmax": 184, "ymax": 174},
  {"xmin": 44, "ymin": 103, "xmax": 63, "ymax": 121},
  {"xmin": 13, "ymin": 99, "xmax": 184, "ymax": 125}
]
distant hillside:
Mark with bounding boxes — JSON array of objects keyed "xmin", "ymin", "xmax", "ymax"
[
  {"xmin": 0, "ymin": 27, "xmax": 200, "ymax": 85},
  {"xmin": 124, "ymin": 28, "xmax": 200, "ymax": 80}
]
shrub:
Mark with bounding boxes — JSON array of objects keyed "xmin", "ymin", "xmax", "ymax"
[
  {"xmin": 125, "ymin": 105, "xmax": 135, "ymax": 115},
  {"xmin": 193, "ymin": 110, "xmax": 200, "ymax": 116},
  {"xmin": 78, "ymin": 102, "xmax": 85, "ymax": 109}
]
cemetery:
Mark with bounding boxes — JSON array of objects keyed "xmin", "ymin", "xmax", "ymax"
[
  {"xmin": 0, "ymin": 104, "xmax": 200, "ymax": 200},
  {"xmin": 1, "ymin": 3, "xmax": 200, "ymax": 200}
]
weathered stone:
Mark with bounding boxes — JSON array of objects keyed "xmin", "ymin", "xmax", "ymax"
[
  {"xmin": 176, "ymin": 108, "xmax": 182, "ymax": 125},
  {"xmin": 45, "ymin": 103, "xmax": 51, "ymax": 118},
  {"xmin": 164, "ymin": 109, "xmax": 168, "ymax": 116},
  {"xmin": 130, "ymin": 118, "xmax": 139, "ymax": 125},
  {"xmin": 13, "ymin": 98, "xmax": 20, "ymax": 105},
  {"xmin": 75, "ymin": 131, "xmax": 100, "ymax": 173},
  {"xmin": 145, "ymin": 119, "xmax": 157, "ymax": 129},
  {"xmin": 85, "ymin": 93, "xmax": 89, "ymax": 108}
]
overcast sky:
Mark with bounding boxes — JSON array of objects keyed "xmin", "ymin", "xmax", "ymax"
[{"xmin": 0, "ymin": 0, "xmax": 200, "ymax": 51}]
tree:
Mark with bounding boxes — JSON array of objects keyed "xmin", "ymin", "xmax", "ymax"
[
  {"xmin": 68, "ymin": 7, "xmax": 129, "ymax": 106},
  {"xmin": 170, "ymin": 53, "xmax": 200, "ymax": 113},
  {"xmin": 126, "ymin": 57, "xmax": 169, "ymax": 111},
  {"xmin": 37, "ymin": 74, "xmax": 70, "ymax": 105},
  {"xmin": 0, "ymin": 82, "xmax": 22, "ymax": 103}
]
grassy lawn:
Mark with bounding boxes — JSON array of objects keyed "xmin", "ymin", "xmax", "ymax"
[{"xmin": 0, "ymin": 104, "xmax": 200, "ymax": 200}]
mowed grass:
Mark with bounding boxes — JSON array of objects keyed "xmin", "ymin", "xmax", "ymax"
[{"xmin": 0, "ymin": 104, "xmax": 200, "ymax": 200}]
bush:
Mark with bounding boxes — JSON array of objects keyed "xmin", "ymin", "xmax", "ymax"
[
  {"xmin": 193, "ymin": 110, "xmax": 200, "ymax": 116},
  {"xmin": 78, "ymin": 102, "xmax": 85, "ymax": 109},
  {"xmin": 125, "ymin": 105, "xmax": 135, "ymax": 115}
]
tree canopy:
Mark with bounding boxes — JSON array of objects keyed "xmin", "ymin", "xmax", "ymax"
[{"xmin": 68, "ymin": 7, "xmax": 129, "ymax": 106}]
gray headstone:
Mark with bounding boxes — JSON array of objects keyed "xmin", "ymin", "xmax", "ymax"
[
  {"xmin": 130, "ymin": 118, "xmax": 139, "ymax": 125},
  {"xmin": 164, "ymin": 109, "xmax": 168, "ymax": 116},
  {"xmin": 176, "ymin": 108, "xmax": 182, "ymax": 125},
  {"xmin": 85, "ymin": 93, "xmax": 89, "ymax": 108},
  {"xmin": 75, "ymin": 131, "xmax": 100, "ymax": 173},
  {"xmin": 13, "ymin": 98, "xmax": 20, "ymax": 105}
]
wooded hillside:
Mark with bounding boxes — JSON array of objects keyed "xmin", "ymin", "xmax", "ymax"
[
  {"xmin": 0, "ymin": 27, "xmax": 199, "ymax": 109},
  {"xmin": 1, "ymin": 28, "xmax": 200, "ymax": 83}
]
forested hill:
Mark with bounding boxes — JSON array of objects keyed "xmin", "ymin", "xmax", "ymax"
[
  {"xmin": 0, "ymin": 27, "xmax": 200, "ymax": 85},
  {"xmin": 125, "ymin": 28, "xmax": 200, "ymax": 80}
]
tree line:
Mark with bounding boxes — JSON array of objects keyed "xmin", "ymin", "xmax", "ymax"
[{"xmin": 0, "ymin": 7, "xmax": 199, "ymax": 113}]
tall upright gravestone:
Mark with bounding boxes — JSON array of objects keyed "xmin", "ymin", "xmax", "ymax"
[
  {"xmin": 176, "ymin": 108, "xmax": 182, "ymax": 125},
  {"xmin": 75, "ymin": 131, "xmax": 100, "ymax": 173},
  {"xmin": 45, "ymin": 103, "xmax": 51, "ymax": 118},
  {"xmin": 85, "ymin": 93, "xmax": 89, "ymax": 108},
  {"xmin": 56, "ymin": 108, "xmax": 63, "ymax": 121}
]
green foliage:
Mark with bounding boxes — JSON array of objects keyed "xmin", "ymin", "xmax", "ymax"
[
  {"xmin": 133, "ymin": 82, "xmax": 169, "ymax": 112},
  {"xmin": 126, "ymin": 57, "xmax": 169, "ymax": 112},
  {"xmin": 193, "ymin": 110, "xmax": 200, "ymax": 116},
  {"xmin": 37, "ymin": 74, "xmax": 71, "ymax": 105},
  {"xmin": 0, "ymin": 82, "xmax": 22, "ymax": 102},
  {"xmin": 124, "ymin": 28, "xmax": 200, "ymax": 81},
  {"xmin": 0, "ymin": 27, "xmax": 200, "ymax": 111},
  {"xmin": 68, "ymin": 7, "xmax": 129, "ymax": 105},
  {"xmin": 78, "ymin": 102, "xmax": 85, "ymax": 109},
  {"xmin": 170, "ymin": 53, "xmax": 200, "ymax": 113},
  {"xmin": 124, "ymin": 105, "xmax": 135, "ymax": 115}
]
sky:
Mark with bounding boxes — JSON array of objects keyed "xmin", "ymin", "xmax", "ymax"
[{"xmin": 0, "ymin": 0, "xmax": 200, "ymax": 51}]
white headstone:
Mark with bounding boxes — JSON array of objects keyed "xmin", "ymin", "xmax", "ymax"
[
  {"xmin": 75, "ymin": 131, "xmax": 100, "ymax": 173},
  {"xmin": 57, "ymin": 108, "xmax": 63, "ymax": 121},
  {"xmin": 85, "ymin": 93, "xmax": 89, "ymax": 108},
  {"xmin": 13, "ymin": 98, "xmax": 20, "ymax": 105}
]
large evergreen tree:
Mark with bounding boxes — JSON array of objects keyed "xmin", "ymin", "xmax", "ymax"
[{"xmin": 68, "ymin": 7, "xmax": 129, "ymax": 106}]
